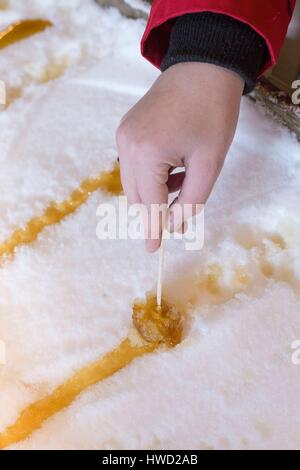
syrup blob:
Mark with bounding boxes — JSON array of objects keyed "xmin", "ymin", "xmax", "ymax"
[{"xmin": 132, "ymin": 295, "xmax": 183, "ymax": 347}]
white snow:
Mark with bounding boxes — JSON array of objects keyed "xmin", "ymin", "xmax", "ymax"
[{"xmin": 0, "ymin": 0, "xmax": 299, "ymax": 450}]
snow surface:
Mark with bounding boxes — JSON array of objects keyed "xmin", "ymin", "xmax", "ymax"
[{"xmin": 0, "ymin": 0, "xmax": 300, "ymax": 450}]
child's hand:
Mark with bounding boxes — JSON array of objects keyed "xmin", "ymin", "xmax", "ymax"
[{"xmin": 116, "ymin": 62, "xmax": 244, "ymax": 252}]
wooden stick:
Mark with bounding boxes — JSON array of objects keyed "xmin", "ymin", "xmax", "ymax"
[{"xmin": 156, "ymin": 230, "xmax": 166, "ymax": 308}]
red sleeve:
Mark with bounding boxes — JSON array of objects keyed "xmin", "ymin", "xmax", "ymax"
[{"xmin": 141, "ymin": 0, "xmax": 296, "ymax": 72}]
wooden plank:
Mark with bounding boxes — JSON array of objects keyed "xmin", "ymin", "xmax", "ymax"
[
  {"xmin": 253, "ymin": 79, "xmax": 300, "ymax": 141},
  {"xmin": 95, "ymin": 0, "xmax": 148, "ymax": 20}
]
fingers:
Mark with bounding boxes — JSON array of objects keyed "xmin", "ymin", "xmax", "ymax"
[
  {"xmin": 117, "ymin": 122, "xmax": 169, "ymax": 252},
  {"xmin": 118, "ymin": 152, "xmax": 141, "ymax": 204},
  {"xmin": 136, "ymin": 164, "xmax": 169, "ymax": 253},
  {"xmin": 168, "ymin": 151, "xmax": 224, "ymax": 232}
]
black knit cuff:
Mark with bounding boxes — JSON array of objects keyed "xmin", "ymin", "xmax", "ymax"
[{"xmin": 161, "ymin": 12, "xmax": 269, "ymax": 94}]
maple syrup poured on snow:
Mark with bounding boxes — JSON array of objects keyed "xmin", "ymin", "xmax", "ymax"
[
  {"xmin": 0, "ymin": 19, "xmax": 54, "ymax": 106},
  {"xmin": 132, "ymin": 295, "xmax": 183, "ymax": 347},
  {"xmin": 0, "ymin": 338, "xmax": 156, "ymax": 449},
  {"xmin": 0, "ymin": 19, "xmax": 53, "ymax": 49},
  {"xmin": 0, "ymin": 163, "xmax": 122, "ymax": 258},
  {"xmin": 0, "ymin": 156, "xmax": 184, "ymax": 448},
  {"xmin": 0, "ymin": 297, "xmax": 183, "ymax": 449}
]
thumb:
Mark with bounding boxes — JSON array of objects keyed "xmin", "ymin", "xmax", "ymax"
[{"xmin": 137, "ymin": 165, "xmax": 169, "ymax": 253}]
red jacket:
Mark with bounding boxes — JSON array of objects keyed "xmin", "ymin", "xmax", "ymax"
[{"xmin": 141, "ymin": 0, "xmax": 296, "ymax": 73}]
